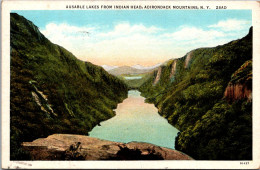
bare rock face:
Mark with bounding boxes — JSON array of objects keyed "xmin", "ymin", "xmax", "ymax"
[
  {"xmin": 224, "ymin": 60, "xmax": 252, "ymax": 102},
  {"xmin": 224, "ymin": 83, "xmax": 252, "ymax": 102},
  {"xmin": 184, "ymin": 52, "xmax": 193, "ymax": 68},
  {"xmin": 153, "ymin": 67, "xmax": 162, "ymax": 85},
  {"xmin": 169, "ymin": 60, "xmax": 177, "ymax": 78},
  {"xmin": 22, "ymin": 134, "xmax": 193, "ymax": 160}
]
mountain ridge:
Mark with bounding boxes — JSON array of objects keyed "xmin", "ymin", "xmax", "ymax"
[
  {"xmin": 10, "ymin": 13, "xmax": 128, "ymax": 160},
  {"xmin": 139, "ymin": 27, "xmax": 252, "ymax": 160}
]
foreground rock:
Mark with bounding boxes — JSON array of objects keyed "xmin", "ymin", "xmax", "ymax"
[{"xmin": 22, "ymin": 134, "xmax": 193, "ymax": 160}]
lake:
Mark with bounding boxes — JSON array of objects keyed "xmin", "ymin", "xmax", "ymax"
[
  {"xmin": 124, "ymin": 76, "xmax": 142, "ymax": 80},
  {"xmin": 89, "ymin": 90, "xmax": 179, "ymax": 149}
]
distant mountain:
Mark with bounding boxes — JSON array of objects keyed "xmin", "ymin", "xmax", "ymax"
[
  {"xmin": 108, "ymin": 66, "xmax": 142, "ymax": 76},
  {"xmin": 131, "ymin": 63, "xmax": 162, "ymax": 70},
  {"xmin": 101, "ymin": 65, "xmax": 119, "ymax": 71},
  {"xmin": 108, "ymin": 64, "xmax": 161, "ymax": 76}
]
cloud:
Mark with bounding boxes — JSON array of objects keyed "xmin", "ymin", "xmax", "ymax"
[
  {"xmin": 98, "ymin": 22, "xmax": 163, "ymax": 37},
  {"xmin": 208, "ymin": 19, "xmax": 251, "ymax": 31},
  {"xmin": 40, "ymin": 22, "xmax": 169, "ymax": 66},
  {"xmin": 39, "ymin": 22, "xmax": 249, "ymax": 66},
  {"xmin": 167, "ymin": 26, "xmax": 225, "ymax": 41},
  {"xmin": 40, "ymin": 23, "xmax": 98, "ymax": 57}
]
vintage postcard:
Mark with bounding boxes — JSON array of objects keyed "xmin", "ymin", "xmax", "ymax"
[{"xmin": 1, "ymin": 0, "xmax": 260, "ymax": 169}]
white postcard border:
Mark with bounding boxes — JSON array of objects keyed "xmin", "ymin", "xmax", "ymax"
[{"xmin": 1, "ymin": 1, "xmax": 260, "ymax": 169}]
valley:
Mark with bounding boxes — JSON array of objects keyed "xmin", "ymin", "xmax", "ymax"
[
  {"xmin": 10, "ymin": 12, "xmax": 252, "ymax": 161},
  {"xmin": 104, "ymin": 28, "xmax": 252, "ymax": 160}
]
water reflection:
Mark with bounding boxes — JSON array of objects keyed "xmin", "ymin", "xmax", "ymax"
[{"xmin": 89, "ymin": 90, "xmax": 179, "ymax": 149}]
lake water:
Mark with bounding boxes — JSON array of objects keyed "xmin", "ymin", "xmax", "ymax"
[
  {"xmin": 124, "ymin": 76, "xmax": 142, "ymax": 80},
  {"xmin": 89, "ymin": 90, "xmax": 179, "ymax": 149}
]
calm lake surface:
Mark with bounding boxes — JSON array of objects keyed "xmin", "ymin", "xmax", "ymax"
[
  {"xmin": 124, "ymin": 76, "xmax": 142, "ymax": 80},
  {"xmin": 89, "ymin": 90, "xmax": 179, "ymax": 149}
]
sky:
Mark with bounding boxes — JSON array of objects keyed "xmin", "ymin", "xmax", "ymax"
[{"xmin": 13, "ymin": 10, "xmax": 252, "ymax": 66}]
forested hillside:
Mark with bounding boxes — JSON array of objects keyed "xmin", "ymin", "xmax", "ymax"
[
  {"xmin": 139, "ymin": 27, "xmax": 252, "ymax": 160},
  {"xmin": 10, "ymin": 13, "xmax": 128, "ymax": 159}
]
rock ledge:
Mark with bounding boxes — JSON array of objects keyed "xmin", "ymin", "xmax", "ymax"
[{"xmin": 22, "ymin": 134, "xmax": 193, "ymax": 160}]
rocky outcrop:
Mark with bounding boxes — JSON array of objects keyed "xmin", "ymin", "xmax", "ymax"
[
  {"xmin": 224, "ymin": 83, "xmax": 252, "ymax": 102},
  {"xmin": 153, "ymin": 67, "xmax": 162, "ymax": 85},
  {"xmin": 169, "ymin": 60, "xmax": 177, "ymax": 78},
  {"xmin": 22, "ymin": 134, "xmax": 193, "ymax": 160},
  {"xmin": 184, "ymin": 52, "xmax": 192, "ymax": 68},
  {"xmin": 30, "ymin": 80, "xmax": 57, "ymax": 117},
  {"xmin": 224, "ymin": 60, "xmax": 252, "ymax": 102}
]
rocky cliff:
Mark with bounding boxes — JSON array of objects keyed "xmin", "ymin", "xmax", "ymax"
[
  {"xmin": 224, "ymin": 83, "xmax": 252, "ymax": 101},
  {"xmin": 224, "ymin": 60, "xmax": 252, "ymax": 102},
  {"xmin": 184, "ymin": 52, "xmax": 193, "ymax": 68},
  {"xmin": 169, "ymin": 60, "xmax": 177, "ymax": 79},
  {"xmin": 139, "ymin": 27, "xmax": 252, "ymax": 160},
  {"xmin": 153, "ymin": 67, "xmax": 162, "ymax": 85},
  {"xmin": 22, "ymin": 134, "xmax": 193, "ymax": 160}
]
